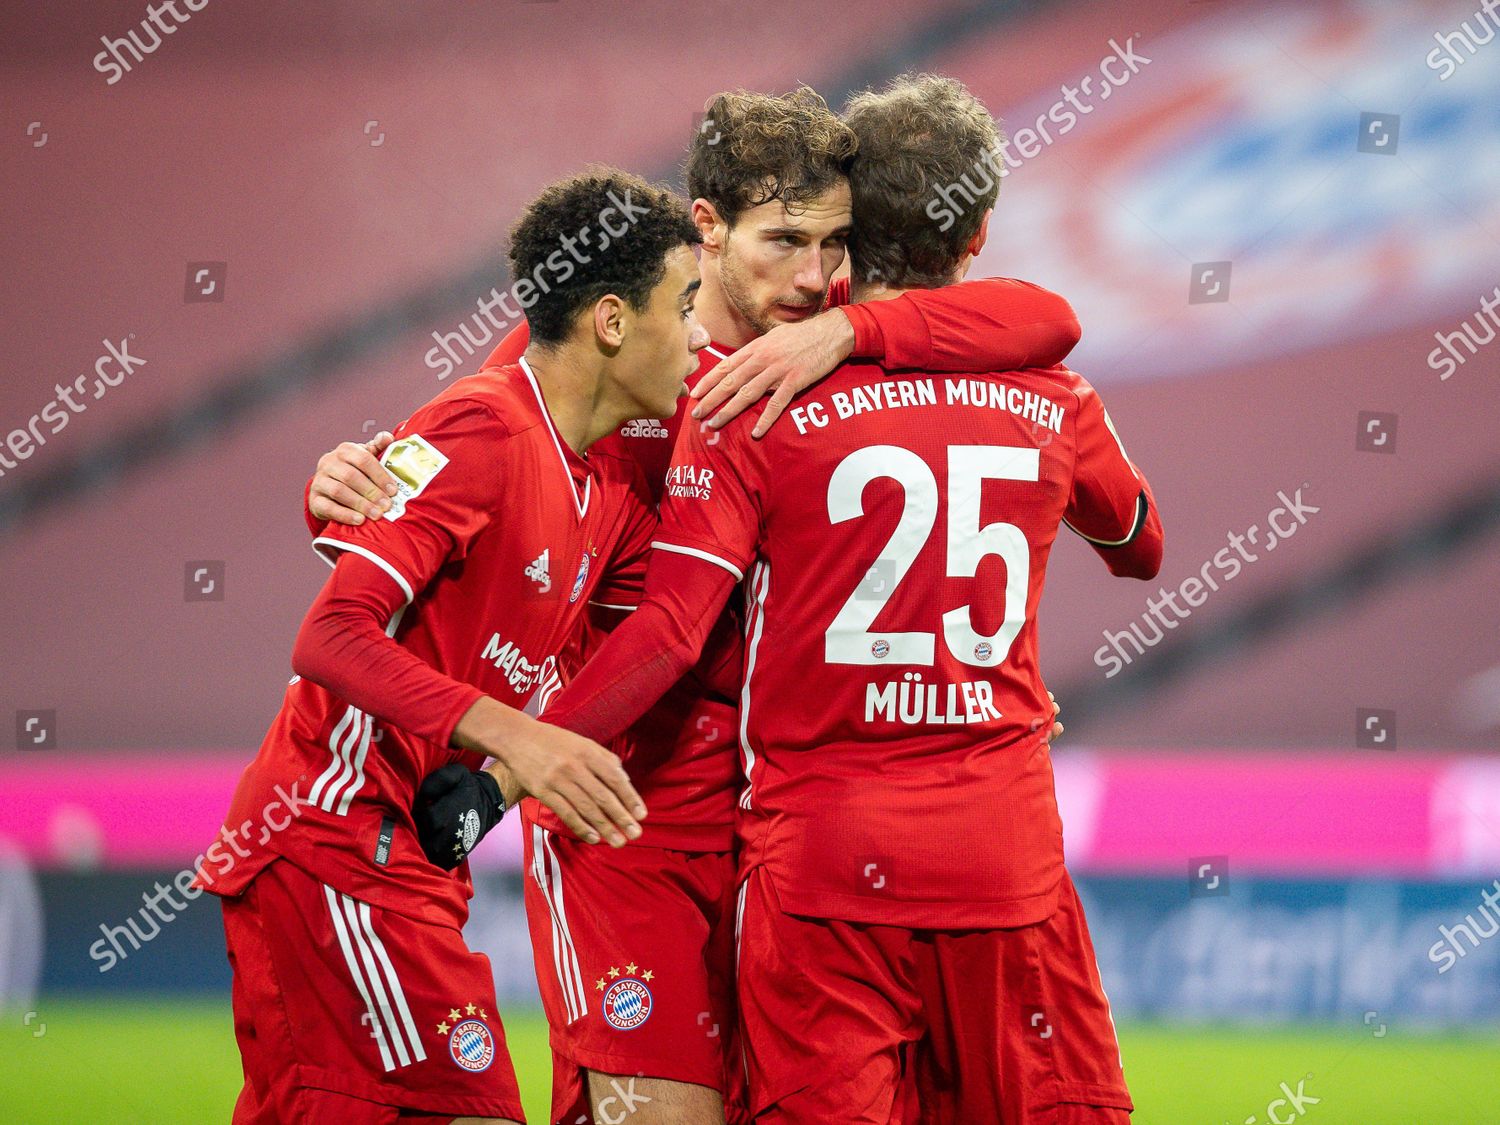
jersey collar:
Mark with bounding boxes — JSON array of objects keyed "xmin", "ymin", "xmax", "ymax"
[{"xmin": 517, "ymin": 356, "xmax": 591, "ymax": 521}]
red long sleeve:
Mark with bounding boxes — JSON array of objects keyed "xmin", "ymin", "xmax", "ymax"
[
  {"xmin": 1062, "ymin": 376, "xmax": 1164, "ymax": 581},
  {"xmin": 541, "ymin": 550, "xmax": 738, "ymax": 744},
  {"xmin": 842, "ymin": 277, "xmax": 1080, "ymax": 371},
  {"xmin": 291, "ymin": 552, "xmax": 483, "ymax": 748},
  {"xmin": 1093, "ymin": 474, "xmax": 1163, "ymax": 580}
]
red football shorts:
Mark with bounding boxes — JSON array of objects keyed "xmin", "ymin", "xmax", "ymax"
[
  {"xmin": 522, "ymin": 821, "xmax": 747, "ymax": 1124},
  {"xmin": 737, "ymin": 866, "xmax": 1132, "ymax": 1124},
  {"xmin": 220, "ymin": 857, "xmax": 524, "ymax": 1123}
]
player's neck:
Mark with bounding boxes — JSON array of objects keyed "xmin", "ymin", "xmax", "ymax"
[
  {"xmin": 521, "ymin": 345, "xmax": 620, "ymax": 455},
  {"xmin": 849, "ymin": 260, "xmax": 969, "ymax": 305},
  {"xmin": 693, "ymin": 256, "xmax": 759, "ymax": 348},
  {"xmin": 848, "ymin": 281, "xmax": 912, "ymax": 304}
]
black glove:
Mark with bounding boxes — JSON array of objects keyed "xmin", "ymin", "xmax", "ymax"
[{"xmin": 414, "ymin": 763, "xmax": 507, "ymax": 871}]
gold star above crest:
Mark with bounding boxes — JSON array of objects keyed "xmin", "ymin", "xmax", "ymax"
[
  {"xmin": 465, "ymin": 1002, "xmax": 478, "ymax": 1015},
  {"xmin": 595, "ymin": 978, "xmax": 607, "ymax": 991},
  {"xmin": 608, "ymin": 966, "xmax": 621, "ymax": 979},
  {"xmin": 436, "ymin": 1020, "xmax": 450, "ymax": 1035},
  {"xmin": 625, "ymin": 962, "xmax": 638, "ymax": 975},
  {"xmin": 642, "ymin": 969, "xmax": 654, "ymax": 982},
  {"xmin": 480, "ymin": 1008, "xmax": 488, "ymax": 1019},
  {"xmin": 449, "ymin": 1008, "xmax": 462, "ymax": 1021}
]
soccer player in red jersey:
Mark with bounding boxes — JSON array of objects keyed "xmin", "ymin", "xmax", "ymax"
[
  {"xmin": 196, "ymin": 170, "xmax": 707, "ymax": 1124},
  {"xmin": 310, "ymin": 90, "xmax": 1082, "ymax": 1124},
  {"xmin": 486, "ymin": 76, "xmax": 1163, "ymax": 1122}
]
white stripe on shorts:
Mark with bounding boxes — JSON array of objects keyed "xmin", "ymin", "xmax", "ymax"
[
  {"xmin": 322, "ymin": 884, "xmax": 425, "ymax": 1071},
  {"xmin": 530, "ymin": 825, "xmax": 589, "ymax": 1023}
]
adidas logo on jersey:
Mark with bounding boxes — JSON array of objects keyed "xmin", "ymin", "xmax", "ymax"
[
  {"xmin": 525, "ymin": 549, "xmax": 552, "ymax": 593},
  {"xmin": 620, "ymin": 418, "xmax": 670, "ymax": 439}
]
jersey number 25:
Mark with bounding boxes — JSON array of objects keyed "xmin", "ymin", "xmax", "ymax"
[{"xmin": 825, "ymin": 444, "xmax": 1039, "ymax": 668}]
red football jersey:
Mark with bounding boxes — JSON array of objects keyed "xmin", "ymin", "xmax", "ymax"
[
  {"xmin": 479, "ymin": 276, "xmax": 1083, "ymax": 851},
  {"xmin": 204, "ymin": 360, "xmax": 655, "ymax": 926},
  {"xmin": 652, "ymin": 361, "xmax": 1161, "ymax": 929},
  {"xmin": 484, "ymin": 331, "xmax": 744, "ymax": 850}
]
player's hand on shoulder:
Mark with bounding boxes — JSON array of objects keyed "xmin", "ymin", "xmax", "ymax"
[
  {"xmin": 1046, "ymin": 690, "xmax": 1063, "ymax": 744},
  {"xmin": 691, "ymin": 308, "xmax": 856, "ymax": 438},
  {"xmin": 308, "ymin": 431, "xmax": 399, "ymax": 526},
  {"xmin": 413, "ymin": 762, "xmax": 507, "ymax": 870}
]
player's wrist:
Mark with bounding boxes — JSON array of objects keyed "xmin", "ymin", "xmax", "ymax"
[
  {"xmin": 824, "ymin": 307, "xmax": 856, "ymax": 361},
  {"xmin": 452, "ymin": 695, "xmax": 527, "ymax": 761},
  {"xmin": 482, "ymin": 760, "xmax": 524, "ymax": 806}
]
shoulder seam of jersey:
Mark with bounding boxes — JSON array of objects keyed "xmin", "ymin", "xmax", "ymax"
[{"xmin": 432, "ymin": 374, "xmax": 542, "ymax": 443}]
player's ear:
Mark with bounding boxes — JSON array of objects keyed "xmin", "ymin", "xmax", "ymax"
[
  {"xmin": 966, "ymin": 209, "xmax": 992, "ymax": 259},
  {"xmin": 593, "ymin": 294, "xmax": 627, "ymax": 350},
  {"xmin": 693, "ymin": 199, "xmax": 728, "ymax": 255}
]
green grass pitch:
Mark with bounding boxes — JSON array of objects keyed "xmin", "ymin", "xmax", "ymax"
[{"xmin": 3, "ymin": 999, "xmax": 1498, "ymax": 1122}]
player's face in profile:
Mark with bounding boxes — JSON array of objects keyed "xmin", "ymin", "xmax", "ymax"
[
  {"xmin": 619, "ymin": 245, "xmax": 708, "ymax": 417},
  {"xmin": 720, "ymin": 181, "xmax": 853, "ymax": 336}
]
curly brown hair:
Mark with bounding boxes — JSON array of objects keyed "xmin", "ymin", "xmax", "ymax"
[
  {"xmin": 842, "ymin": 74, "xmax": 1004, "ymax": 287},
  {"xmin": 507, "ymin": 167, "xmax": 699, "ymax": 345},
  {"xmin": 685, "ymin": 87, "xmax": 857, "ymax": 224}
]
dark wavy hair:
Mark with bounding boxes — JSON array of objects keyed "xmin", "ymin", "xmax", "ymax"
[{"xmin": 685, "ymin": 87, "xmax": 857, "ymax": 224}]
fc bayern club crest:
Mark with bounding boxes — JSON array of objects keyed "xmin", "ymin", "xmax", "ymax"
[
  {"xmin": 602, "ymin": 977, "xmax": 652, "ymax": 1030},
  {"xmin": 569, "ymin": 551, "xmax": 590, "ymax": 603},
  {"xmin": 448, "ymin": 1018, "xmax": 495, "ymax": 1072}
]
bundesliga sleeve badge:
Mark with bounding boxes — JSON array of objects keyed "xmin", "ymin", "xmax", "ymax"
[{"xmin": 380, "ymin": 434, "xmax": 449, "ymax": 520}]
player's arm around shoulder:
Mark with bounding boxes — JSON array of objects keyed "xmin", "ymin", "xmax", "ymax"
[
  {"xmin": 690, "ymin": 309, "xmax": 858, "ymax": 437},
  {"xmin": 690, "ymin": 277, "xmax": 1081, "ymax": 436},
  {"xmin": 841, "ymin": 275, "xmax": 1082, "ymax": 372},
  {"xmin": 309, "ymin": 392, "xmax": 523, "ymax": 611},
  {"xmin": 304, "ymin": 381, "xmax": 518, "ymax": 530}
]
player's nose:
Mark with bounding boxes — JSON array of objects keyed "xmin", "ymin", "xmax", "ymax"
[
  {"xmin": 688, "ymin": 322, "xmax": 710, "ymax": 352},
  {"xmin": 792, "ymin": 249, "xmax": 826, "ymax": 295}
]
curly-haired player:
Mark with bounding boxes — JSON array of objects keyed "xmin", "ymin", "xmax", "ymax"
[{"xmin": 200, "ymin": 169, "xmax": 706, "ymax": 1124}]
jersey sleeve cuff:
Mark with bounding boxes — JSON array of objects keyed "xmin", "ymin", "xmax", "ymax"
[
  {"xmin": 312, "ymin": 537, "xmax": 416, "ymax": 605},
  {"xmin": 651, "ymin": 540, "xmax": 746, "ymax": 582},
  {"xmin": 841, "ymin": 302, "xmax": 885, "ymax": 358},
  {"xmin": 435, "ymin": 684, "xmax": 486, "ymax": 750},
  {"xmin": 1063, "ymin": 492, "xmax": 1149, "ymax": 548}
]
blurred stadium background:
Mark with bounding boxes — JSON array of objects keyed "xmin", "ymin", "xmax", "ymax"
[{"xmin": 3, "ymin": 0, "xmax": 1498, "ymax": 1120}]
